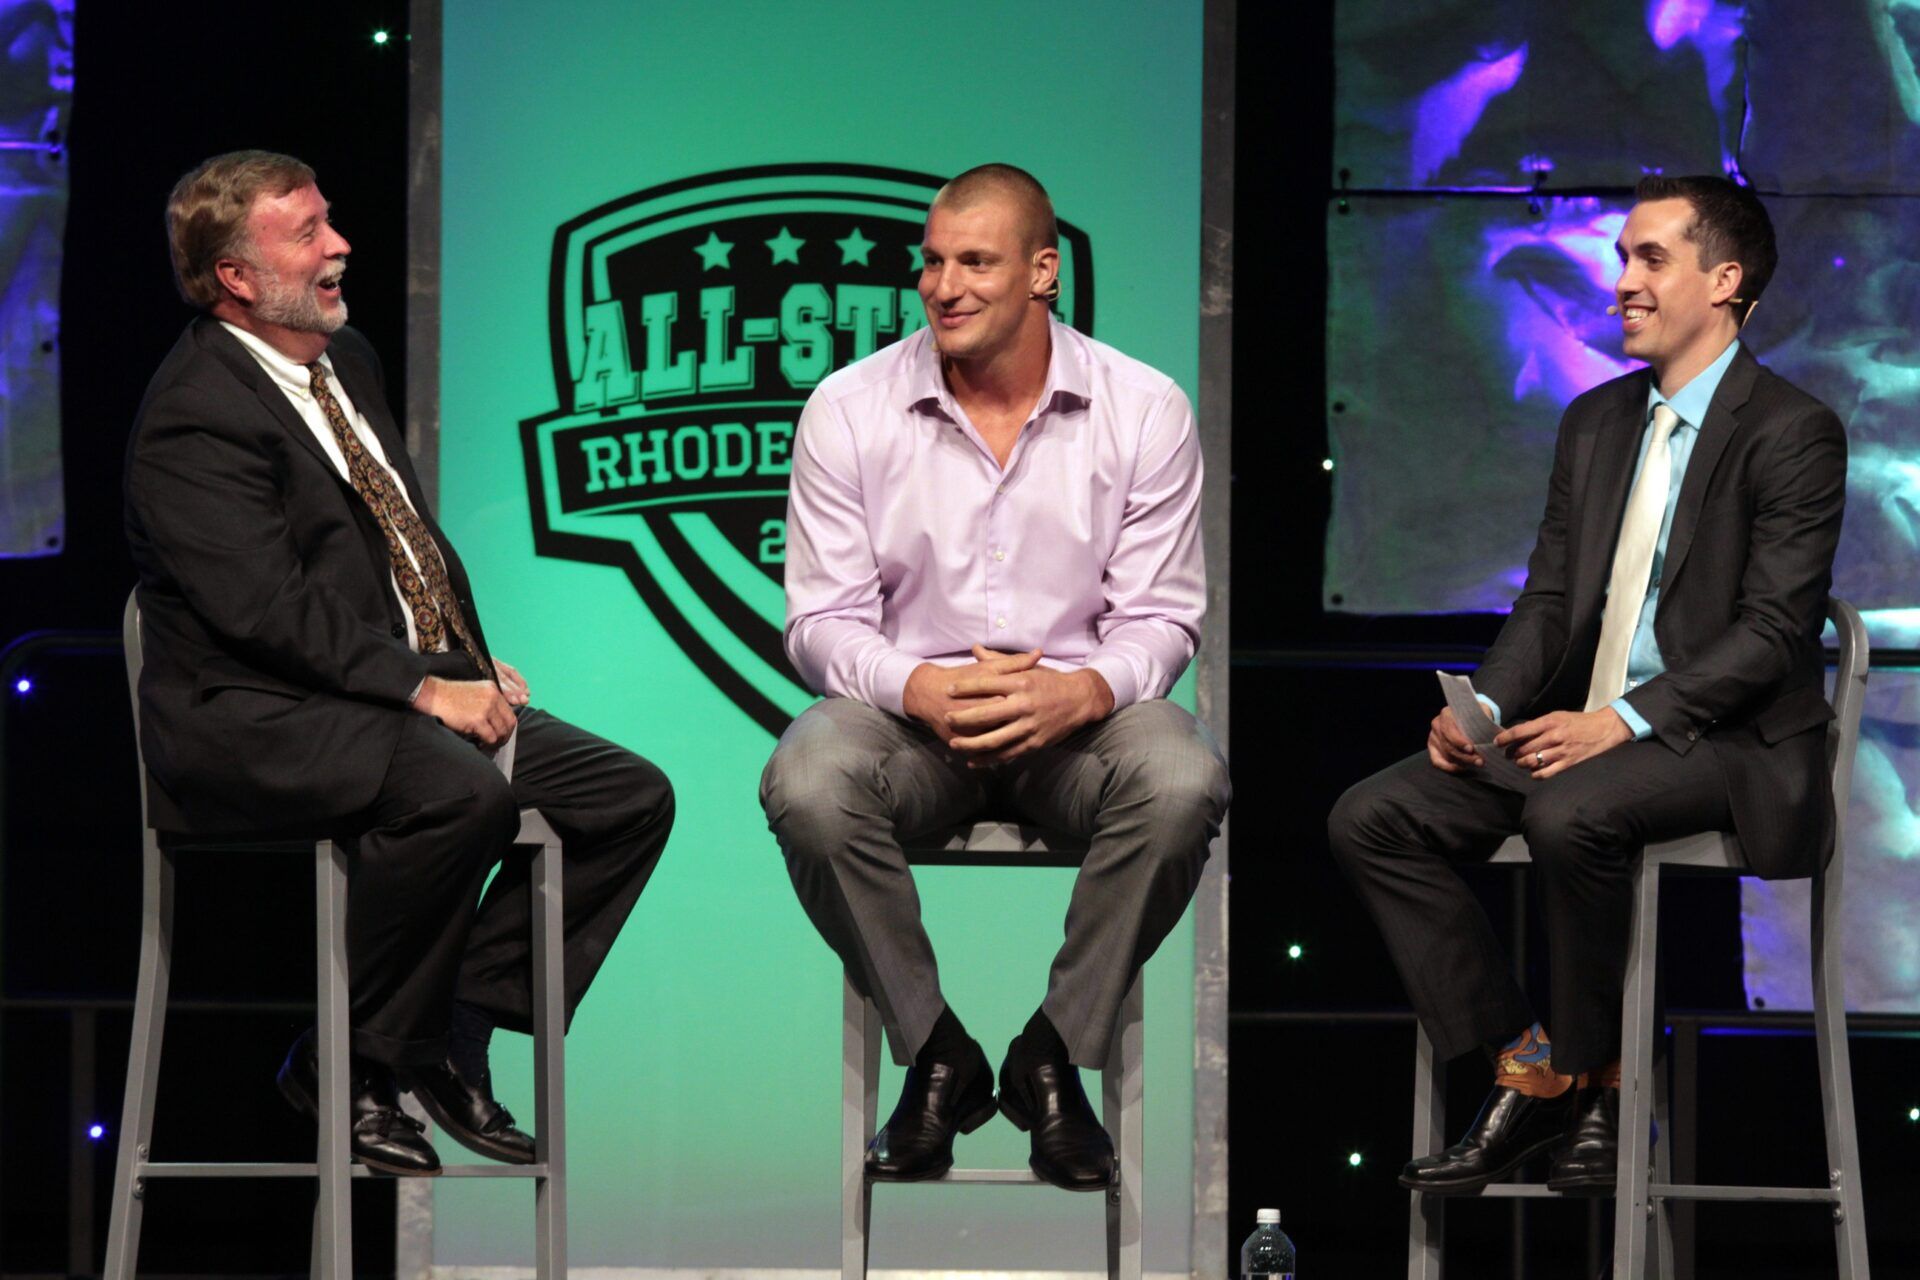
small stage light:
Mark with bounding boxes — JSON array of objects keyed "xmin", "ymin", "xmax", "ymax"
[
  {"xmin": 88, "ymin": 1123, "xmax": 106, "ymax": 1141},
  {"xmin": 1347, "ymin": 1151, "xmax": 1363, "ymax": 1168},
  {"xmin": 372, "ymin": 29, "xmax": 391, "ymax": 45},
  {"xmin": 1908, "ymin": 1106, "xmax": 1918, "ymax": 1123},
  {"xmin": 12, "ymin": 677, "xmax": 29, "ymax": 695},
  {"xmin": 1833, "ymin": 257, "xmax": 1846, "ymax": 270},
  {"xmin": 1287, "ymin": 943, "xmax": 1303, "ymax": 960},
  {"xmin": 1320, "ymin": 458, "xmax": 1334, "ymax": 472}
]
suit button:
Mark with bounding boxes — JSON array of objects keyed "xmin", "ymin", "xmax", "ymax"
[
  {"xmin": 390, "ymin": 623, "xmax": 407, "ymax": 639},
  {"xmin": 1686, "ymin": 729, "xmax": 1699, "ymax": 741}
]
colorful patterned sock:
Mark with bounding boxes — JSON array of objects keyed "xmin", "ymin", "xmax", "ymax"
[{"xmin": 1493, "ymin": 1022, "xmax": 1573, "ymax": 1097}]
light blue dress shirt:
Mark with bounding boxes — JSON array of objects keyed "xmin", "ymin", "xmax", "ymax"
[
  {"xmin": 1607, "ymin": 338, "xmax": 1742, "ymax": 738},
  {"xmin": 1480, "ymin": 339, "xmax": 1741, "ymax": 737}
]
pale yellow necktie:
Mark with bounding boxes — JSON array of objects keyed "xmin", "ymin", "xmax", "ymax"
[{"xmin": 1585, "ymin": 403, "xmax": 1681, "ymax": 712}]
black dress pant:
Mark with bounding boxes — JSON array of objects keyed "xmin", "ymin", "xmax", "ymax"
[
  {"xmin": 1326, "ymin": 739, "xmax": 1730, "ymax": 1077},
  {"xmin": 342, "ymin": 705, "xmax": 673, "ymax": 1065}
]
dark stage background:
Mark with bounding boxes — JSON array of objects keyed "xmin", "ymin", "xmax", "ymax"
[{"xmin": 1, "ymin": 2, "xmax": 1915, "ymax": 1277}]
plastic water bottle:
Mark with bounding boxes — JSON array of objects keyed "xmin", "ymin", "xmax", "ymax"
[{"xmin": 1240, "ymin": 1208, "xmax": 1297, "ymax": 1278}]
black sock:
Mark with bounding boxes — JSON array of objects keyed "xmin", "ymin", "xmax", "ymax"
[
  {"xmin": 1011, "ymin": 1006, "xmax": 1069, "ymax": 1071},
  {"xmin": 448, "ymin": 1000, "xmax": 495, "ymax": 1081},
  {"xmin": 914, "ymin": 1003, "xmax": 972, "ymax": 1069}
]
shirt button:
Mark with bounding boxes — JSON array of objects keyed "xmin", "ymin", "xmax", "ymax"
[
  {"xmin": 996, "ymin": 485, "xmax": 1006, "ymax": 495},
  {"xmin": 994, "ymin": 549, "xmax": 1006, "ymax": 561},
  {"xmin": 995, "ymin": 616, "xmax": 1007, "ymax": 629}
]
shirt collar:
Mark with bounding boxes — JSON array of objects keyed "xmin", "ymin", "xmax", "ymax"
[
  {"xmin": 219, "ymin": 320, "xmax": 336, "ymax": 403},
  {"xmin": 905, "ymin": 314, "xmax": 1092, "ymax": 422},
  {"xmin": 1648, "ymin": 337, "xmax": 1740, "ymax": 431}
]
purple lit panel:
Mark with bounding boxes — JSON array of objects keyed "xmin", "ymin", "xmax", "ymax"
[
  {"xmin": 1324, "ymin": 194, "xmax": 1634, "ymax": 613},
  {"xmin": 0, "ymin": 0, "xmax": 72, "ymax": 559},
  {"xmin": 1743, "ymin": 1, "xmax": 1920, "ymax": 194},
  {"xmin": 1335, "ymin": 1, "xmax": 1740, "ymax": 189}
]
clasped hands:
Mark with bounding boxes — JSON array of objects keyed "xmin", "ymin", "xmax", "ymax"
[
  {"xmin": 410, "ymin": 657, "xmax": 532, "ymax": 748},
  {"xmin": 904, "ymin": 644, "xmax": 1114, "ymax": 766},
  {"xmin": 1428, "ymin": 705, "xmax": 1631, "ymax": 780}
]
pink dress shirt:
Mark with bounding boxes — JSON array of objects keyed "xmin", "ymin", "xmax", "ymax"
[{"xmin": 783, "ymin": 317, "xmax": 1206, "ymax": 718}]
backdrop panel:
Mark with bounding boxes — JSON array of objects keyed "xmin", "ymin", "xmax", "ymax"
[
  {"xmin": 1743, "ymin": 0, "xmax": 1920, "ymax": 194},
  {"xmin": 1744, "ymin": 666, "xmax": 1920, "ymax": 1013},
  {"xmin": 1326, "ymin": 193, "xmax": 1920, "ymax": 646},
  {"xmin": 0, "ymin": 0, "xmax": 70, "ymax": 559},
  {"xmin": 1332, "ymin": 0, "xmax": 1738, "ymax": 190},
  {"xmin": 438, "ymin": 1, "xmax": 1204, "ymax": 1270}
]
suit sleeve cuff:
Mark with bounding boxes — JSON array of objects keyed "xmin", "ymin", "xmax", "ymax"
[{"xmin": 1610, "ymin": 697, "xmax": 1653, "ymax": 740}]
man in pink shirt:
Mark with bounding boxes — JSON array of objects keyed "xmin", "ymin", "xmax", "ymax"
[{"xmin": 760, "ymin": 165, "xmax": 1229, "ymax": 1191}]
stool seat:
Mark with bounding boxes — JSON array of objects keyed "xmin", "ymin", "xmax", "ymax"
[{"xmin": 841, "ymin": 820, "xmax": 1142, "ymax": 1280}]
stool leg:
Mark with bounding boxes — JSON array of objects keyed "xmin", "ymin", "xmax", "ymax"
[
  {"xmin": 530, "ymin": 827, "xmax": 568, "ymax": 1280},
  {"xmin": 1811, "ymin": 870, "xmax": 1869, "ymax": 1277},
  {"xmin": 1103, "ymin": 972, "xmax": 1143, "ymax": 1280},
  {"xmin": 1612, "ymin": 857, "xmax": 1661, "ymax": 1280},
  {"xmin": 1407, "ymin": 1023, "xmax": 1444, "ymax": 1280},
  {"xmin": 313, "ymin": 840, "xmax": 353, "ymax": 1280},
  {"xmin": 103, "ymin": 834, "xmax": 174, "ymax": 1280},
  {"xmin": 1650, "ymin": 1051, "xmax": 1673, "ymax": 1280},
  {"xmin": 841, "ymin": 975, "xmax": 878, "ymax": 1280}
]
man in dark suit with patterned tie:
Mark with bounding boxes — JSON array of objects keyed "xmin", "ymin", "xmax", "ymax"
[
  {"xmin": 124, "ymin": 151, "xmax": 675, "ymax": 1175},
  {"xmin": 1328, "ymin": 175, "xmax": 1846, "ymax": 1195}
]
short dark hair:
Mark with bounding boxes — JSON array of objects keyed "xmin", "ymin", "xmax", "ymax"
[
  {"xmin": 166, "ymin": 150, "xmax": 316, "ymax": 309},
  {"xmin": 1632, "ymin": 174, "xmax": 1777, "ymax": 324},
  {"xmin": 932, "ymin": 163, "xmax": 1059, "ymax": 253}
]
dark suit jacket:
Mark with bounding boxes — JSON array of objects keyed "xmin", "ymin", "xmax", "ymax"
[
  {"xmin": 124, "ymin": 318, "xmax": 493, "ymax": 834},
  {"xmin": 1473, "ymin": 345, "xmax": 1847, "ymax": 879}
]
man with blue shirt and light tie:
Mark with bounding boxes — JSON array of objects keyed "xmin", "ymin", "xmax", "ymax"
[{"xmin": 1329, "ymin": 175, "xmax": 1846, "ymax": 1196}]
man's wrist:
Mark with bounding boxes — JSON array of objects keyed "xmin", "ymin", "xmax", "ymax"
[{"xmin": 1076, "ymin": 667, "xmax": 1115, "ymax": 722}]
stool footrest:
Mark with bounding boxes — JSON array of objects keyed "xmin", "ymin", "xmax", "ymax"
[
  {"xmin": 872, "ymin": 1167, "xmax": 1048, "ymax": 1186},
  {"xmin": 1453, "ymin": 1182, "xmax": 1563, "ymax": 1199},
  {"xmin": 1650, "ymin": 1183, "xmax": 1842, "ymax": 1203},
  {"xmin": 138, "ymin": 1160, "xmax": 552, "ymax": 1180}
]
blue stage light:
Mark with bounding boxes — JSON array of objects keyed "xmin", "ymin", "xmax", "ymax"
[
  {"xmin": 88, "ymin": 1123, "xmax": 105, "ymax": 1140},
  {"xmin": 12, "ymin": 677, "xmax": 29, "ymax": 695}
]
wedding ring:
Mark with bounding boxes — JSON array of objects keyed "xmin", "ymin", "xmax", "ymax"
[{"xmin": 1534, "ymin": 751, "xmax": 1546, "ymax": 767}]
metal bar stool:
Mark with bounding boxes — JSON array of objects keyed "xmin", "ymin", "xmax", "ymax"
[
  {"xmin": 103, "ymin": 594, "xmax": 568, "ymax": 1279},
  {"xmin": 1407, "ymin": 597, "xmax": 1871, "ymax": 1279},
  {"xmin": 841, "ymin": 821, "xmax": 1143, "ymax": 1280}
]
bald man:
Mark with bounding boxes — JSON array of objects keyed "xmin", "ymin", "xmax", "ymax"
[{"xmin": 760, "ymin": 164, "xmax": 1230, "ymax": 1191}]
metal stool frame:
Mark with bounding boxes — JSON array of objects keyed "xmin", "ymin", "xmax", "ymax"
[
  {"xmin": 1407, "ymin": 597, "xmax": 1871, "ymax": 1279},
  {"xmin": 841, "ymin": 821, "xmax": 1144, "ymax": 1280},
  {"xmin": 104, "ymin": 594, "xmax": 568, "ymax": 1278}
]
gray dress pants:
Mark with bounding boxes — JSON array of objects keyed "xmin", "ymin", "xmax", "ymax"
[{"xmin": 761, "ymin": 696, "xmax": 1230, "ymax": 1069}]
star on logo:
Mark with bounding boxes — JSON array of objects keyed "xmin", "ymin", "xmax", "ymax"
[
  {"xmin": 764, "ymin": 226, "xmax": 805, "ymax": 265},
  {"xmin": 693, "ymin": 231, "xmax": 734, "ymax": 271},
  {"xmin": 907, "ymin": 244, "xmax": 925, "ymax": 271},
  {"xmin": 835, "ymin": 226, "xmax": 877, "ymax": 266}
]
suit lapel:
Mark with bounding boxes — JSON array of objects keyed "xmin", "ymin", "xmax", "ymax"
[
  {"xmin": 1570, "ymin": 374, "xmax": 1651, "ymax": 622},
  {"xmin": 196, "ymin": 319, "xmax": 345, "ymax": 481},
  {"xmin": 1660, "ymin": 346, "xmax": 1757, "ymax": 591}
]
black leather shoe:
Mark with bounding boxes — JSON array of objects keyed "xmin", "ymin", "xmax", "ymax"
[
  {"xmin": 276, "ymin": 1030, "xmax": 441, "ymax": 1176},
  {"xmin": 400, "ymin": 1059, "xmax": 537, "ymax": 1165},
  {"xmin": 866, "ymin": 1039, "xmax": 997, "ymax": 1181},
  {"xmin": 1398, "ymin": 1084, "xmax": 1578, "ymax": 1195},
  {"xmin": 997, "ymin": 1049, "xmax": 1115, "ymax": 1192},
  {"xmin": 1548, "ymin": 1084, "xmax": 1621, "ymax": 1195}
]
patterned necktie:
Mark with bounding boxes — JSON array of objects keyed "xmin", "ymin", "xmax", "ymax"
[
  {"xmin": 1585, "ymin": 403, "xmax": 1681, "ymax": 711},
  {"xmin": 305, "ymin": 362, "xmax": 489, "ymax": 679}
]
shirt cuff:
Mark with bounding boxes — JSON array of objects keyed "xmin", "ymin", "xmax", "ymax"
[
  {"xmin": 870, "ymin": 649, "xmax": 925, "ymax": 719},
  {"xmin": 1477, "ymin": 694, "xmax": 1501, "ymax": 726},
  {"xmin": 1609, "ymin": 697, "xmax": 1653, "ymax": 740},
  {"xmin": 1082, "ymin": 653, "xmax": 1141, "ymax": 713}
]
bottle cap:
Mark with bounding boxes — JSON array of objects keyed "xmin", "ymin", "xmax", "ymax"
[{"xmin": 1257, "ymin": 1208, "xmax": 1281, "ymax": 1224}]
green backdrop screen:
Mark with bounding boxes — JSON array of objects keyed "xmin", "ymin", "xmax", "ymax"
[{"xmin": 437, "ymin": 2, "xmax": 1204, "ymax": 1269}]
